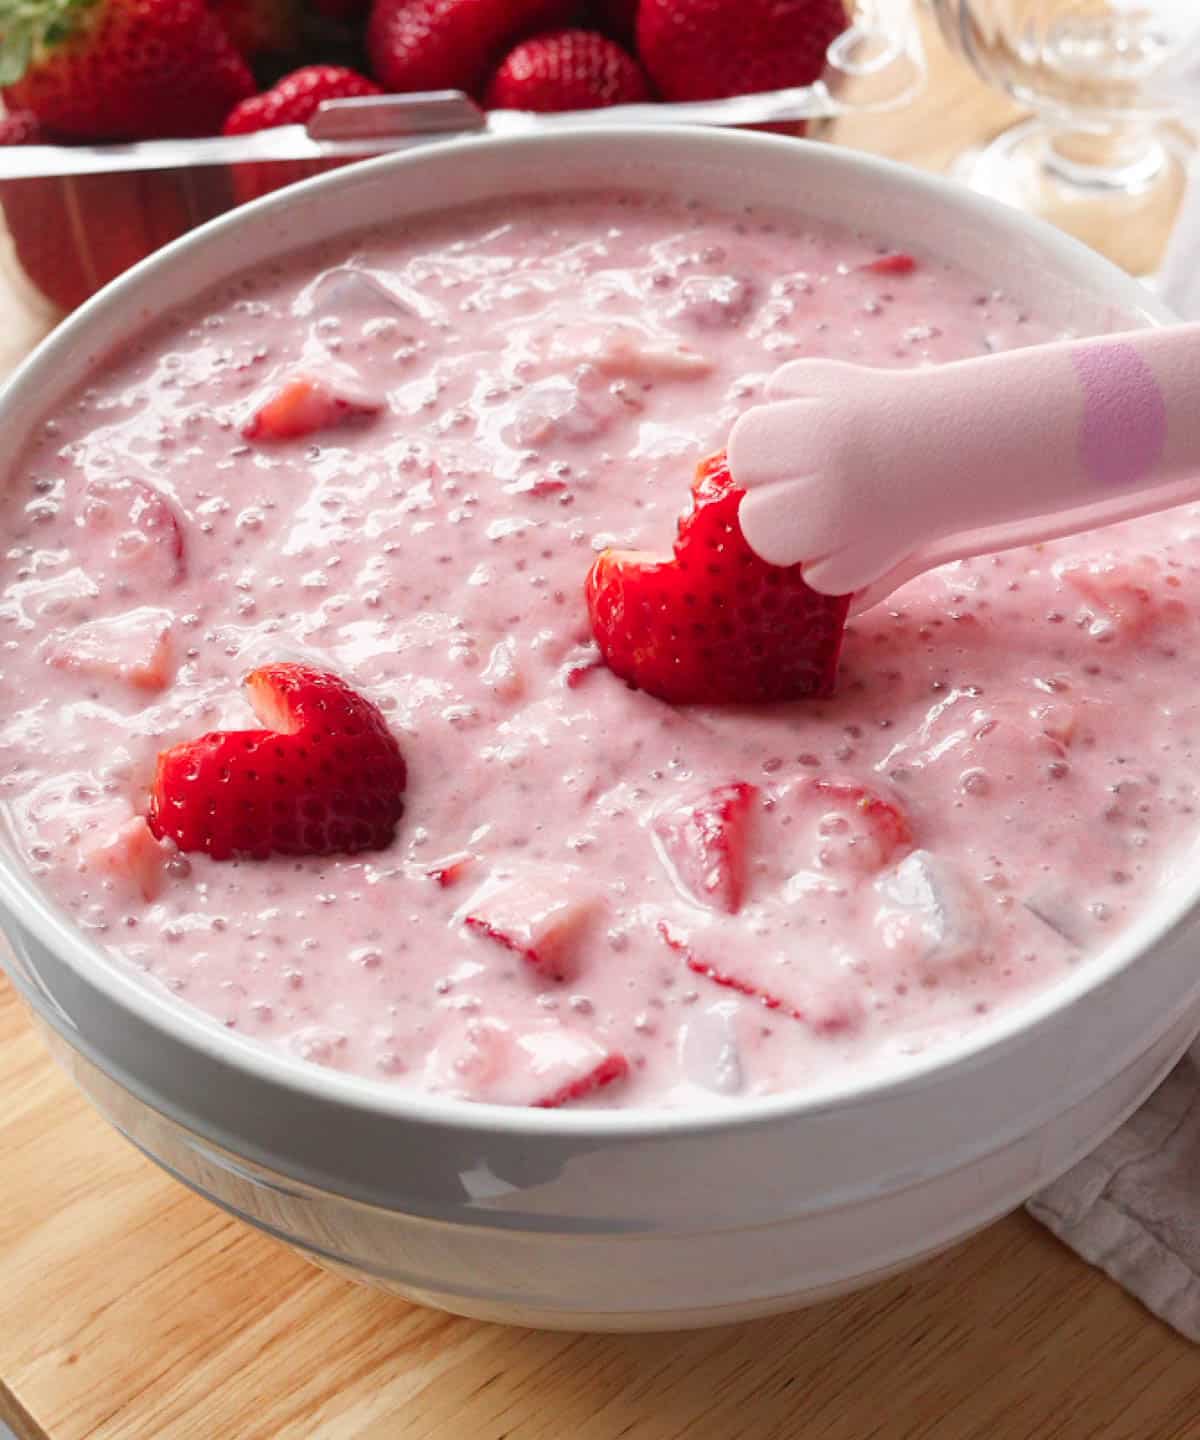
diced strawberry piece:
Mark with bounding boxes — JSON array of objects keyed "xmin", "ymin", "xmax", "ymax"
[
  {"xmin": 531, "ymin": 1046, "xmax": 629, "ymax": 1108},
  {"xmin": 797, "ymin": 777, "xmax": 914, "ymax": 874},
  {"xmin": 425, "ymin": 1016, "xmax": 629, "ymax": 1107},
  {"xmin": 86, "ymin": 816, "xmax": 172, "ymax": 902},
  {"xmin": 673, "ymin": 936, "xmax": 784, "ymax": 1009},
  {"xmin": 242, "ymin": 375, "xmax": 381, "ymax": 442},
  {"xmin": 586, "ymin": 451, "xmax": 849, "ymax": 705},
  {"xmin": 427, "ymin": 851, "xmax": 476, "ymax": 887},
  {"xmin": 581, "ymin": 328, "xmax": 705, "ymax": 380},
  {"xmin": 462, "ymin": 868, "xmax": 598, "ymax": 981},
  {"xmin": 590, "ymin": 329, "xmax": 713, "ymax": 381},
  {"xmin": 46, "ymin": 607, "xmax": 175, "ymax": 692},
  {"xmin": 80, "ymin": 477, "xmax": 186, "ymax": 590},
  {"xmin": 652, "ymin": 781, "xmax": 757, "ymax": 914},
  {"xmin": 660, "ymin": 921, "xmax": 860, "ymax": 1036},
  {"xmin": 1058, "ymin": 553, "xmax": 1188, "ymax": 640},
  {"xmin": 862, "ymin": 253, "xmax": 917, "ymax": 276},
  {"xmin": 147, "ymin": 663, "xmax": 406, "ymax": 860},
  {"xmin": 545, "ymin": 324, "xmax": 712, "ymax": 381}
]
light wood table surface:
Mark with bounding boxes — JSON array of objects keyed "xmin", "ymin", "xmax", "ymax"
[{"xmin": 2, "ymin": 20, "xmax": 1198, "ymax": 1440}]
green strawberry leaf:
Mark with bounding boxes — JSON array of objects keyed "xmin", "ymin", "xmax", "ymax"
[
  {"xmin": 0, "ymin": 0, "xmax": 98, "ymax": 85},
  {"xmin": 0, "ymin": 22, "xmax": 33, "ymax": 85}
]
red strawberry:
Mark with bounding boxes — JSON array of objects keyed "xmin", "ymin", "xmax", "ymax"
[
  {"xmin": 485, "ymin": 29, "xmax": 649, "ymax": 111},
  {"xmin": 209, "ymin": 0, "xmax": 297, "ymax": 55},
  {"xmin": 242, "ymin": 375, "xmax": 381, "ymax": 440},
  {"xmin": 366, "ymin": 0, "xmax": 574, "ymax": 95},
  {"xmin": 863, "ymin": 252, "xmax": 917, "ymax": 276},
  {"xmin": 148, "ymin": 663, "xmax": 406, "ymax": 860},
  {"xmin": 311, "ymin": 0, "xmax": 369, "ymax": 15},
  {"xmin": 652, "ymin": 782, "xmax": 757, "ymax": 914},
  {"xmin": 1, "ymin": 0, "xmax": 255, "ymax": 141},
  {"xmin": 636, "ymin": 0, "xmax": 847, "ymax": 103},
  {"xmin": 586, "ymin": 451, "xmax": 849, "ymax": 705},
  {"xmin": 223, "ymin": 66, "xmax": 384, "ymax": 205},
  {"xmin": 223, "ymin": 64, "xmax": 383, "ymax": 134},
  {"xmin": 0, "ymin": 111, "xmax": 196, "ymax": 312}
]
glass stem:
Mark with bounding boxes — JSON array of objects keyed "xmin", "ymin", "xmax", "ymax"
[{"xmin": 1042, "ymin": 120, "xmax": 1168, "ymax": 193}]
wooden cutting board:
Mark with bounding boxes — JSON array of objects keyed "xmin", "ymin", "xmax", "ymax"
[{"xmin": 3, "ymin": 20, "xmax": 1200, "ymax": 1438}]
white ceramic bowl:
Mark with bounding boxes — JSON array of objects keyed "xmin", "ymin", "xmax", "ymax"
[{"xmin": 1, "ymin": 129, "xmax": 1196, "ymax": 1332}]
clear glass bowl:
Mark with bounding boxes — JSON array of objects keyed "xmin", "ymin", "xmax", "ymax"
[{"xmin": 927, "ymin": 0, "xmax": 1200, "ymax": 273}]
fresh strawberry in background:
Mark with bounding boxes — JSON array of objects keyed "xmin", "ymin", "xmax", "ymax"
[
  {"xmin": 0, "ymin": 0, "xmax": 256, "ymax": 140},
  {"xmin": 366, "ymin": 0, "xmax": 574, "ymax": 95},
  {"xmin": 586, "ymin": 451, "xmax": 850, "ymax": 705},
  {"xmin": 224, "ymin": 63, "xmax": 382, "ymax": 133},
  {"xmin": 222, "ymin": 64, "xmax": 383, "ymax": 203},
  {"xmin": 0, "ymin": 109, "xmax": 195, "ymax": 312},
  {"xmin": 637, "ymin": 0, "xmax": 847, "ymax": 102},
  {"xmin": 149, "ymin": 663, "xmax": 407, "ymax": 860},
  {"xmin": 209, "ymin": 0, "xmax": 298, "ymax": 57},
  {"xmin": 486, "ymin": 29, "xmax": 649, "ymax": 111}
]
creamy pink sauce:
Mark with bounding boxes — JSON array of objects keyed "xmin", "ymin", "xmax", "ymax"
[{"xmin": 3, "ymin": 191, "xmax": 1199, "ymax": 1109}]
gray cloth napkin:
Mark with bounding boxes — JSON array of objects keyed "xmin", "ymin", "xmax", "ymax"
[
  {"xmin": 1023, "ymin": 187, "xmax": 1200, "ymax": 1341},
  {"xmin": 1028, "ymin": 1046, "xmax": 1200, "ymax": 1341}
]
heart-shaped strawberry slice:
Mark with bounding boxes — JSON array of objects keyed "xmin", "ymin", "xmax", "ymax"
[
  {"xmin": 148, "ymin": 663, "xmax": 406, "ymax": 860},
  {"xmin": 586, "ymin": 451, "xmax": 849, "ymax": 705}
]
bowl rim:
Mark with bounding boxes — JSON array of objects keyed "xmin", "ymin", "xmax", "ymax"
[{"xmin": 0, "ymin": 123, "xmax": 1184, "ymax": 1139}]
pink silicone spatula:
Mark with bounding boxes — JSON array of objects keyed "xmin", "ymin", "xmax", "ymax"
[{"xmin": 727, "ymin": 327, "xmax": 1200, "ymax": 612}]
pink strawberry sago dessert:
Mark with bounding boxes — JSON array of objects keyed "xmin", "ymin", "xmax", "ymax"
[{"xmin": 3, "ymin": 191, "xmax": 1198, "ymax": 1110}]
